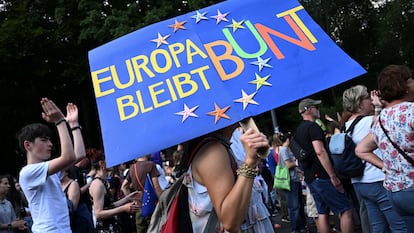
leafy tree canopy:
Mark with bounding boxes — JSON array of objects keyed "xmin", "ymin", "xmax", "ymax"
[{"xmin": 0, "ymin": 0, "xmax": 412, "ymax": 175}]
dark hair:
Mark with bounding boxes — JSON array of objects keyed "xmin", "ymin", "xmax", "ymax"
[
  {"xmin": 272, "ymin": 132, "xmax": 291, "ymax": 146},
  {"xmin": 17, "ymin": 123, "xmax": 52, "ymax": 153},
  {"xmin": 3, "ymin": 174, "xmax": 27, "ymax": 218},
  {"xmin": 326, "ymin": 121, "xmax": 341, "ymax": 135},
  {"xmin": 0, "ymin": 174, "xmax": 8, "ymax": 183},
  {"xmin": 378, "ymin": 65, "xmax": 413, "ymax": 102},
  {"xmin": 87, "ymin": 148, "xmax": 105, "ymax": 170}
]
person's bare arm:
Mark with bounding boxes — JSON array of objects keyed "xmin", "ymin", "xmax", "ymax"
[
  {"xmin": 79, "ymin": 182, "xmax": 91, "ymax": 195},
  {"xmin": 121, "ymin": 178, "xmax": 132, "ymax": 196},
  {"xmin": 68, "ymin": 181, "xmax": 81, "ymax": 210},
  {"xmin": 66, "ymin": 103, "xmax": 86, "ymax": 163},
  {"xmin": 312, "ymin": 140, "xmax": 344, "ymax": 192},
  {"xmin": 151, "ymin": 177, "xmax": 163, "ymax": 198},
  {"xmin": 193, "ymin": 128, "xmax": 268, "ymax": 233},
  {"xmin": 41, "ymin": 98, "xmax": 75, "ymax": 175},
  {"xmin": 355, "ymin": 133, "xmax": 383, "ymax": 169},
  {"xmin": 284, "ymin": 159, "xmax": 297, "ymax": 169},
  {"xmin": 113, "ymin": 191, "xmax": 139, "ymax": 207},
  {"xmin": 90, "ymin": 179, "xmax": 139, "ymax": 220}
]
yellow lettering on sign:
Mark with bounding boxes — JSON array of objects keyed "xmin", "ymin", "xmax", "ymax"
[
  {"xmin": 111, "ymin": 65, "xmax": 134, "ymax": 89},
  {"xmin": 131, "ymin": 55, "xmax": 155, "ymax": 83},
  {"xmin": 149, "ymin": 81, "xmax": 171, "ymax": 108},
  {"xmin": 150, "ymin": 49, "xmax": 173, "ymax": 74},
  {"xmin": 186, "ymin": 39, "xmax": 208, "ymax": 65},
  {"xmin": 91, "ymin": 67, "xmax": 115, "ymax": 98},
  {"xmin": 276, "ymin": 6, "xmax": 317, "ymax": 43},
  {"xmin": 168, "ymin": 42, "xmax": 185, "ymax": 68},
  {"xmin": 116, "ymin": 95, "xmax": 138, "ymax": 121}
]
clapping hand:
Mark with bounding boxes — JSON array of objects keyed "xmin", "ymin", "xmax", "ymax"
[
  {"xmin": 65, "ymin": 103, "xmax": 79, "ymax": 125},
  {"xmin": 371, "ymin": 90, "xmax": 383, "ymax": 107},
  {"xmin": 40, "ymin": 98, "xmax": 65, "ymax": 124}
]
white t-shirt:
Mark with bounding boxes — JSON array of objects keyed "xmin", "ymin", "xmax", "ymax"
[
  {"xmin": 155, "ymin": 164, "xmax": 168, "ymax": 190},
  {"xmin": 19, "ymin": 162, "xmax": 72, "ymax": 233},
  {"xmin": 346, "ymin": 116, "xmax": 385, "ymax": 183}
]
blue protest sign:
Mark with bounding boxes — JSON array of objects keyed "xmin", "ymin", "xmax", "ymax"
[{"xmin": 88, "ymin": 0, "xmax": 366, "ymax": 167}]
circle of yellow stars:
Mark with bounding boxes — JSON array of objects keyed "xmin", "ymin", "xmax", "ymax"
[{"xmin": 146, "ymin": 8, "xmax": 274, "ymax": 124}]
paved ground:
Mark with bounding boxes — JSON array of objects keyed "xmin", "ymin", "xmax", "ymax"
[
  {"xmin": 269, "ymin": 212, "xmax": 319, "ymax": 233},
  {"xmin": 270, "ymin": 213, "xmax": 291, "ymax": 233}
]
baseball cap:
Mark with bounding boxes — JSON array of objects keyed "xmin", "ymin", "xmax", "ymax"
[{"xmin": 298, "ymin": 98, "xmax": 322, "ymax": 113}]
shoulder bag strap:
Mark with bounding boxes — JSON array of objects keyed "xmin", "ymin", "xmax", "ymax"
[
  {"xmin": 378, "ymin": 116, "xmax": 414, "ymax": 166},
  {"xmin": 203, "ymin": 209, "xmax": 218, "ymax": 233},
  {"xmin": 134, "ymin": 163, "xmax": 145, "ymax": 190}
]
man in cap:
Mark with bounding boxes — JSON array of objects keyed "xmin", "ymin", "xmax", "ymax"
[{"xmin": 293, "ymin": 98, "xmax": 353, "ymax": 233}]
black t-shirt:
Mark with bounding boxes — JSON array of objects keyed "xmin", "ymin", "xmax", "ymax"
[{"xmin": 295, "ymin": 120, "xmax": 330, "ymax": 183}]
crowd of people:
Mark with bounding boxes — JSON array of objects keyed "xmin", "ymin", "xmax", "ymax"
[{"xmin": 0, "ymin": 64, "xmax": 413, "ymax": 233}]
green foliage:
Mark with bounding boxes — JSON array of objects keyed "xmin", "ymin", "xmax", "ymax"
[{"xmin": 0, "ymin": 0, "xmax": 413, "ymax": 175}]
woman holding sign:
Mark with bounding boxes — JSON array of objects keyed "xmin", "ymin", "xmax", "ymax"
[{"xmin": 182, "ymin": 123, "xmax": 270, "ymax": 233}]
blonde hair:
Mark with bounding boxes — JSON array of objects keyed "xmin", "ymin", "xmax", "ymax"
[{"xmin": 342, "ymin": 85, "xmax": 369, "ymax": 113}]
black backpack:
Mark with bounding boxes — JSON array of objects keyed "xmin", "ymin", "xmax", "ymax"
[{"xmin": 328, "ymin": 115, "xmax": 366, "ymax": 178}]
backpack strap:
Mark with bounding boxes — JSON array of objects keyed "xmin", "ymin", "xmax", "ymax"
[
  {"xmin": 344, "ymin": 115, "xmax": 367, "ymax": 169},
  {"xmin": 344, "ymin": 115, "xmax": 365, "ymax": 134}
]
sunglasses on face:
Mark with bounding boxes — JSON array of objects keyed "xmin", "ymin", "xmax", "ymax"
[{"xmin": 305, "ymin": 105, "xmax": 319, "ymax": 111}]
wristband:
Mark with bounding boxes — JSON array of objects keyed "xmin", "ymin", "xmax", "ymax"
[
  {"xmin": 54, "ymin": 119, "xmax": 66, "ymax": 126},
  {"xmin": 71, "ymin": 125, "xmax": 82, "ymax": 131},
  {"xmin": 7, "ymin": 223, "xmax": 12, "ymax": 231}
]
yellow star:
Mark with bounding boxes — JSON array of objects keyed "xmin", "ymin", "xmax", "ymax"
[
  {"xmin": 225, "ymin": 19, "xmax": 245, "ymax": 32},
  {"xmin": 150, "ymin": 32, "xmax": 171, "ymax": 48},
  {"xmin": 249, "ymin": 73, "xmax": 272, "ymax": 91},
  {"xmin": 233, "ymin": 90, "xmax": 259, "ymax": 110},
  {"xmin": 168, "ymin": 19, "xmax": 187, "ymax": 33},
  {"xmin": 207, "ymin": 103, "xmax": 231, "ymax": 124}
]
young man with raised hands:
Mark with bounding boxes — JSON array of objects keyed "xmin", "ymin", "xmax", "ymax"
[{"xmin": 18, "ymin": 98, "xmax": 86, "ymax": 233}]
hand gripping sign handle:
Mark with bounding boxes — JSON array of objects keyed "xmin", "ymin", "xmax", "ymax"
[{"xmin": 239, "ymin": 117, "xmax": 270, "ymax": 159}]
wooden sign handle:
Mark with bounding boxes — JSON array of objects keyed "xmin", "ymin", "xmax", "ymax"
[{"xmin": 239, "ymin": 117, "xmax": 270, "ymax": 159}]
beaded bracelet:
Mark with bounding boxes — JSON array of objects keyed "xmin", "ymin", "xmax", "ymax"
[
  {"xmin": 236, "ymin": 163, "xmax": 259, "ymax": 179},
  {"xmin": 54, "ymin": 119, "xmax": 66, "ymax": 126}
]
